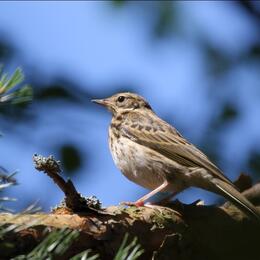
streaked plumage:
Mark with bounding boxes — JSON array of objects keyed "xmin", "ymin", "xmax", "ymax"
[{"xmin": 92, "ymin": 92, "xmax": 260, "ymax": 220}]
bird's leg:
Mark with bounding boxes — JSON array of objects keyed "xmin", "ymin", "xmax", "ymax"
[{"xmin": 122, "ymin": 181, "xmax": 169, "ymax": 207}]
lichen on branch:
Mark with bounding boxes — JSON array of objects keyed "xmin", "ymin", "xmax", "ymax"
[{"xmin": 1, "ymin": 154, "xmax": 260, "ymax": 259}]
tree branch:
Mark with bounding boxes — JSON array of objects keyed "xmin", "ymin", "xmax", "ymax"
[
  {"xmin": 0, "ymin": 155, "xmax": 259, "ymax": 259},
  {"xmin": 33, "ymin": 154, "xmax": 102, "ymax": 213}
]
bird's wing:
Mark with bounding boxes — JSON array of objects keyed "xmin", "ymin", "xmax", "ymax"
[{"xmin": 121, "ymin": 112, "xmax": 234, "ymax": 186}]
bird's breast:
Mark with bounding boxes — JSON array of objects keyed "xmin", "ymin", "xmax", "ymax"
[{"xmin": 109, "ymin": 127, "xmax": 168, "ymax": 190}]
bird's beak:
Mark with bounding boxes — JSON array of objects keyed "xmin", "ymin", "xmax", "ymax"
[{"xmin": 91, "ymin": 98, "xmax": 110, "ymax": 107}]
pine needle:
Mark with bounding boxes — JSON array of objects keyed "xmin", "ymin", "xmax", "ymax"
[
  {"xmin": 0, "ymin": 66, "xmax": 32, "ymax": 104},
  {"xmin": 71, "ymin": 249, "xmax": 100, "ymax": 260},
  {"xmin": 114, "ymin": 233, "xmax": 144, "ymax": 260}
]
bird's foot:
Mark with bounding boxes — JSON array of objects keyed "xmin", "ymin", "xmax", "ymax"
[{"xmin": 120, "ymin": 200, "xmax": 145, "ymax": 207}]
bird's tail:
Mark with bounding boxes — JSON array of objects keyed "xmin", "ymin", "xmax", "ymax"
[{"xmin": 213, "ymin": 178, "xmax": 260, "ymax": 221}]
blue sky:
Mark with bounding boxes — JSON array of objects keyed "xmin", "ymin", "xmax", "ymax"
[{"xmin": 0, "ymin": 1, "xmax": 260, "ymax": 211}]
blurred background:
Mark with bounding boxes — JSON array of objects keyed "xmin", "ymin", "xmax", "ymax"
[{"xmin": 1, "ymin": 1, "xmax": 260, "ymax": 211}]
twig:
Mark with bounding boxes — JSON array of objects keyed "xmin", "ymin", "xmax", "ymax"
[{"xmin": 33, "ymin": 154, "xmax": 102, "ymax": 213}]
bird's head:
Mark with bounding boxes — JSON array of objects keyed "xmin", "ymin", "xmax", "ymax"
[{"xmin": 92, "ymin": 92, "xmax": 152, "ymax": 116}]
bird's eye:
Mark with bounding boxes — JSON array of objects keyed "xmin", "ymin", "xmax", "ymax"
[{"xmin": 117, "ymin": 96, "xmax": 125, "ymax": 103}]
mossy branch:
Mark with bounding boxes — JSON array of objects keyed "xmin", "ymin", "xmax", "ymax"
[
  {"xmin": 1, "ymin": 155, "xmax": 260, "ymax": 259},
  {"xmin": 33, "ymin": 154, "xmax": 102, "ymax": 213}
]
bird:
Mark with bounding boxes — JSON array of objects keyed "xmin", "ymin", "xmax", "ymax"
[{"xmin": 92, "ymin": 92, "xmax": 260, "ymax": 220}]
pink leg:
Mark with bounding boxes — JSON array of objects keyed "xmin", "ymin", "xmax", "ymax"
[{"xmin": 122, "ymin": 181, "xmax": 169, "ymax": 207}]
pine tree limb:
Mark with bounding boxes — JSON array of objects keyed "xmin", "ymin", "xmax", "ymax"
[
  {"xmin": 0, "ymin": 155, "xmax": 260, "ymax": 259},
  {"xmin": 33, "ymin": 154, "xmax": 103, "ymax": 213}
]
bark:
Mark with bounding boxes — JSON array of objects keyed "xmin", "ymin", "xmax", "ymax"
[{"xmin": 0, "ymin": 156, "xmax": 259, "ymax": 260}]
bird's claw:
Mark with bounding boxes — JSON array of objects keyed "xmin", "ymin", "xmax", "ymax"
[{"xmin": 120, "ymin": 201, "xmax": 145, "ymax": 207}]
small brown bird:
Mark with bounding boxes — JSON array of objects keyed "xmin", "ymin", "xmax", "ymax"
[{"xmin": 92, "ymin": 92, "xmax": 260, "ymax": 220}]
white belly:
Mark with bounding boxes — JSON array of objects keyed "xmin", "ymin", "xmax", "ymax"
[{"xmin": 109, "ymin": 135, "xmax": 167, "ymax": 190}]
